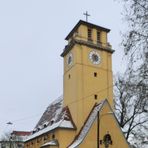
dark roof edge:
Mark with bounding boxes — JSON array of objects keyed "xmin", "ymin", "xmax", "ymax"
[{"xmin": 65, "ymin": 20, "xmax": 110, "ymax": 40}]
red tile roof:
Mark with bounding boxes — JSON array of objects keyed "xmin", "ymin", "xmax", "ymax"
[{"xmin": 11, "ymin": 131, "xmax": 32, "ymax": 136}]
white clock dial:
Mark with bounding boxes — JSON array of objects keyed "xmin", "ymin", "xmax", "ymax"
[
  {"xmin": 67, "ymin": 53, "xmax": 73, "ymax": 66},
  {"xmin": 89, "ymin": 51, "xmax": 101, "ymax": 65}
]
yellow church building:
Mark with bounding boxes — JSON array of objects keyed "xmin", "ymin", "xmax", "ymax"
[{"xmin": 24, "ymin": 20, "xmax": 129, "ymax": 148}]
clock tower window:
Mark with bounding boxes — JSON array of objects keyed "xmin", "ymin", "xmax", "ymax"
[
  {"xmin": 97, "ymin": 31, "xmax": 101, "ymax": 44},
  {"xmin": 88, "ymin": 28, "xmax": 92, "ymax": 42}
]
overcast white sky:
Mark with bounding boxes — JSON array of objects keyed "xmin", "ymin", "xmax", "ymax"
[{"xmin": 0, "ymin": 0, "xmax": 126, "ymax": 137}]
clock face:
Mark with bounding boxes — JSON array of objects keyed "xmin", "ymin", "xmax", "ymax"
[
  {"xmin": 89, "ymin": 51, "xmax": 101, "ymax": 65},
  {"xmin": 67, "ymin": 53, "xmax": 73, "ymax": 66}
]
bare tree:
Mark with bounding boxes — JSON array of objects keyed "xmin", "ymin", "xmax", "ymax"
[
  {"xmin": 120, "ymin": 0, "xmax": 148, "ymax": 79},
  {"xmin": 121, "ymin": 0, "xmax": 148, "ymax": 56},
  {"xmin": 114, "ymin": 0, "xmax": 148, "ymax": 147},
  {"xmin": 114, "ymin": 73, "xmax": 148, "ymax": 147}
]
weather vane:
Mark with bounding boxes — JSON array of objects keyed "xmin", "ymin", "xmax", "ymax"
[{"xmin": 83, "ymin": 11, "xmax": 90, "ymax": 22}]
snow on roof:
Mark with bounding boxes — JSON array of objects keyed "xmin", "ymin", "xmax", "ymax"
[
  {"xmin": 41, "ymin": 139, "xmax": 59, "ymax": 147},
  {"xmin": 25, "ymin": 119, "xmax": 74, "ymax": 142},
  {"xmin": 25, "ymin": 96, "xmax": 76, "ymax": 142},
  {"xmin": 34, "ymin": 96, "xmax": 63, "ymax": 131},
  {"xmin": 68, "ymin": 100, "xmax": 105, "ymax": 148}
]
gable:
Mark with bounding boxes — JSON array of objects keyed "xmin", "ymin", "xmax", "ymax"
[{"xmin": 68, "ymin": 100, "xmax": 129, "ymax": 148}]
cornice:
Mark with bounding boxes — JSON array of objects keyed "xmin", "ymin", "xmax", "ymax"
[{"xmin": 61, "ymin": 39, "xmax": 114, "ymax": 57}]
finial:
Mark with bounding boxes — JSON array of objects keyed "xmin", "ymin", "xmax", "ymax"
[{"xmin": 83, "ymin": 11, "xmax": 90, "ymax": 22}]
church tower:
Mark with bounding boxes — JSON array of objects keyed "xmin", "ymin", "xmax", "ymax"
[
  {"xmin": 24, "ymin": 20, "xmax": 129, "ymax": 148},
  {"xmin": 61, "ymin": 20, "xmax": 114, "ymax": 130}
]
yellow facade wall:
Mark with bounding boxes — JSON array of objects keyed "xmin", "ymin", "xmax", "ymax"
[{"xmin": 63, "ymin": 41, "xmax": 113, "ymax": 131}]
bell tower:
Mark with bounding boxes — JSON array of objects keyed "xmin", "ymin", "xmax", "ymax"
[{"xmin": 61, "ymin": 20, "xmax": 114, "ymax": 130}]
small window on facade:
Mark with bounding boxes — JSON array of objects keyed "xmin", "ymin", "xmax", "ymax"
[
  {"xmin": 52, "ymin": 134, "xmax": 55, "ymax": 139},
  {"xmin": 37, "ymin": 138, "xmax": 40, "ymax": 143},
  {"xmin": 94, "ymin": 72, "xmax": 97, "ymax": 77},
  {"xmin": 44, "ymin": 135, "xmax": 48, "ymax": 141},
  {"xmin": 88, "ymin": 28, "xmax": 92, "ymax": 41},
  {"xmin": 69, "ymin": 74, "xmax": 71, "ymax": 79},
  {"xmin": 44, "ymin": 124, "xmax": 47, "ymax": 128},
  {"xmin": 97, "ymin": 31, "xmax": 101, "ymax": 44},
  {"xmin": 94, "ymin": 94, "xmax": 98, "ymax": 100},
  {"xmin": 50, "ymin": 120, "xmax": 54, "ymax": 125}
]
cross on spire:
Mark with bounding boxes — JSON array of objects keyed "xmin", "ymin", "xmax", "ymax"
[{"xmin": 83, "ymin": 11, "xmax": 90, "ymax": 22}]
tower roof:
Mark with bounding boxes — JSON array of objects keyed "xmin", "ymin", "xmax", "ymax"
[{"xmin": 65, "ymin": 20, "xmax": 110, "ymax": 40}]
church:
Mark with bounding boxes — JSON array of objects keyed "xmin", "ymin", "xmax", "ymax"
[{"xmin": 24, "ymin": 20, "xmax": 129, "ymax": 148}]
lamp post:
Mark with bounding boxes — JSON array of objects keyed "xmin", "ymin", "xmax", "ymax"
[
  {"xmin": 9, "ymin": 135, "xmax": 13, "ymax": 148},
  {"xmin": 6, "ymin": 122, "xmax": 13, "ymax": 148},
  {"xmin": 97, "ymin": 112, "xmax": 113, "ymax": 148}
]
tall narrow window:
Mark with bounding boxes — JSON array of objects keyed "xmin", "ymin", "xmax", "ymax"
[
  {"xmin": 68, "ymin": 74, "xmax": 71, "ymax": 79},
  {"xmin": 97, "ymin": 31, "xmax": 101, "ymax": 44},
  {"xmin": 88, "ymin": 28, "xmax": 92, "ymax": 41},
  {"xmin": 52, "ymin": 134, "xmax": 55, "ymax": 139},
  {"xmin": 94, "ymin": 72, "xmax": 97, "ymax": 77},
  {"xmin": 94, "ymin": 94, "xmax": 98, "ymax": 100}
]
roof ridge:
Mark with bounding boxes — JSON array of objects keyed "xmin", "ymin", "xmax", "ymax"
[
  {"xmin": 50, "ymin": 95, "xmax": 63, "ymax": 105},
  {"xmin": 34, "ymin": 95, "xmax": 63, "ymax": 130}
]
